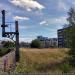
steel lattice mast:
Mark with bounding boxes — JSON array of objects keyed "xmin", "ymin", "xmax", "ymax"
[{"xmin": 1, "ymin": 10, "xmax": 20, "ymax": 61}]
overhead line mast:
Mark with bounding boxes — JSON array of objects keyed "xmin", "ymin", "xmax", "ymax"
[{"xmin": 1, "ymin": 10, "xmax": 20, "ymax": 62}]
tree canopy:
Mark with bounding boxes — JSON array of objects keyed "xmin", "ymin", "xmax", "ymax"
[
  {"xmin": 31, "ymin": 39, "xmax": 42, "ymax": 48},
  {"xmin": 64, "ymin": 8, "xmax": 75, "ymax": 66}
]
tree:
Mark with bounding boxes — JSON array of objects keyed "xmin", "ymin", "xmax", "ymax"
[
  {"xmin": 0, "ymin": 41, "xmax": 15, "ymax": 56},
  {"xmin": 31, "ymin": 39, "xmax": 42, "ymax": 48},
  {"xmin": 2, "ymin": 41, "xmax": 15, "ymax": 48},
  {"xmin": 64, "ymin": 8, "xmax": 75, "ymax": 66}
]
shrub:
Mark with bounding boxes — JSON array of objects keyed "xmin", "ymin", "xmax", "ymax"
[
  {"xmin": 31, "ymin": 39, "xmax": 42, "ymax": 48},
  {"xmin": 3, "ymin": 41, "xmax": 15, "ymax": 48},
  {"xmin": 59, "ymin": 62, "xmax": 72, "ymax": 73},
  {"xmin": 0, "ymin": 48, "xmax": 11, "ymax": 57}
]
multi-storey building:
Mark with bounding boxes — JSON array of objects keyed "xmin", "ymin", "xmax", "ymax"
[
  {"xmin": 50, "ymin": 38, "xmax": 58, "ymax": 47},
  {"xmin": 20, "ymin": 42, "xmax": 30, "ymax": 48},
  {"xmin": 37, "ymin": 36, "xmax": 58, "ymax": 48},
  {"xmin": 57, "ymin": 27, "xmax": 70, "ymax": 48},
  {"xmin": 57, "ymin": 29, "xmax": 65, "ymax": 47}
]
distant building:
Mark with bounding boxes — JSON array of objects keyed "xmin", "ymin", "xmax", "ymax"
[
  {"xmin": 57, "ymin": 29, "xmax": 65, "ymax": 47},
  {"xmin": 57, "ymin": 27, "xmax": 69, "ymax": 48},
  {"xmin": 20, "ymin": 42, "xmax": 30, "ymax": 48},
  {"xmin": 37, "ymin": 36, "xmax": 58, "ymax": 48},
  {"xmin": 50, "ymin": 38, "xmax": 58, "ymax": 47}
]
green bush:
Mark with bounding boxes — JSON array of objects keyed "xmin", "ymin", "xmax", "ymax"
[
  {"xmin": 0, "ymin": 48, "xmax": 11, "ymax": 57},
  {"xmin": 58, "ymin": 62, "xmax": 72, "ymax": 73},
  {"xmin": 64, "ymin": 8, "xmax": 75, "ymax": 67},
  {"xmin": 31, "ymin": 39, "xmax": 42, "ymax": 48},
  {"xmin": 3, "ymin": 41, "xmax": 15, "ymax": 48},
  {"xmin": 0, "ymin": 41, "xmax": 15, "ymax": 57}
]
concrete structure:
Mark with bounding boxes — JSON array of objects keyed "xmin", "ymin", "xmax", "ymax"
[
  {"xmin": 57, "ymin": 28, "xmax": 69, "ymax": 48},
  {"xmin": 37, "ymin": 36, "xmax": 58, "ymax": 48},
  {"xmin": 0, "ymin": 50, "xmax": 16, "ymax": 72},
  {"xmin": 57, "ymin": 29, "xmax": 65, "ymax": 47},
  {"xmin": 50, "ymin": 38, "xmax": 58, "ymax": 47},
  {"xmin": 20, "ymin": 42, "xmax": 30, "ymax": 48}
]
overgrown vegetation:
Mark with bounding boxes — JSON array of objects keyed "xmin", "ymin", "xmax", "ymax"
[
  {"xmin": 15, "ymin": 48, "xmax": 73, "ymax": 73},
  {"xmin": 0, "ymin": 48, "xmax": 10, "ymax": 57},
  {"xmin": 0, "ymin": 41, "xmax": 15, "ymax": 57},
  {"xmin": 64, "ymin": 8, "xmax": 75, "ymax": 67},
  {"xmin": 2, "ymin": 41, "xmax": 15, "ymax": 48},
  {"xmin": 31, "ymin": 39, "xmax": 42, "ymax": 48}
]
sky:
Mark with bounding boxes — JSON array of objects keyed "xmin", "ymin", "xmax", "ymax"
[{"xmin": 0, "ymin": 0, "xmax": 75, "ymax": 42}]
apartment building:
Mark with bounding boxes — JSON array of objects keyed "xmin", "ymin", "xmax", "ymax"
[
  {"xmin": 37, "ymin": 36, "xmax": 58, "ymax": 48},
  {"xmin": 57, "ymin": 29, "xmax": 65, "ymax": 47}
]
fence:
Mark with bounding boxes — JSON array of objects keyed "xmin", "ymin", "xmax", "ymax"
[{"xmin": 0, "ymin": 50, "xmax": 16, "ymax": 72}]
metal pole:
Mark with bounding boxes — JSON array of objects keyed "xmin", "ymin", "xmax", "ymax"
[
  {"xmin": 15, "ymin": 21, "xmax": 19, "ymax": 61},
  {"xmin": 1, "ymin": 10, "xmax": 6, "ymax": 37},
  {"xmin": 1, "ymin": 10, "xmax": 20, "ymax": 62}
]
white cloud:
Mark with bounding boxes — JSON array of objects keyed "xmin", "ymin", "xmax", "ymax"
[
  {"xmin": 39, "ymin": 16, "xmax": 67, "ymax": 28},
  {"xmin": 10, "ymin": 0, "xmax": 45, "ymax": 11},
  {"xmin": 13, "ymin": 16, "xmax": 29, "ymax": 20},
  {"xmin": 58, "ymin": 0, "xmax": 69, "ymax": 11},
  {"xmin": 0, "ymin": 4, "xmax": 4, "ymax": 10},
  {"xmin": 19, "ymin": 37, "xmax": 34, "ymax": 43},
  {"xmin": 71, "ymin": 0, "xmax": 75, "ymax": 5},
  {"xmin": 39, "ymin": 16, "xmax": 67, "ymax": 27},
  {"xmin": 19, "ymin": 25, "xmax": 36, "ymax": 29},
  {"xmin": 46, "ymin": 16, "xmax": 67, "ymax": 25},
  {"xmin": 40, "ymin": 21, "xmax": 46, "ymax": 25},
  {"xmin": 39, "ymin": 20, "xmax": 49, "ymax": 26},
  {"xmin": 20, "ymin": 26, "xmax": 30, "ymax": 29},
  {"xmin": 19, "ymin": 26, "xmax": 31, "ymax": 29},
  {"xmin": 52, "ymin": 16, "xmax": 67, "ymax": 24},
  {"xmin": 27, "ymin": 8, "xmax": 32, "ymax": 11}
]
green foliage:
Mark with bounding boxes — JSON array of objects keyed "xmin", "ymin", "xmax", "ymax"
[
  {"xmin": 0, "ymin": 48, "xmax": 11, "ymax": 57},
  {"xmin": 64, "ymin": 8, "xmax": 75, "ymax": 67},
  {"xmin": 31, "ymin": 39, "xmax": 42, "ymax": 48},
  {"xmin": 3, "ymin": 41, "xmax": 15, "ymax": 48},
  {"xmin": 0, "ymin": 41, "xmax": 15, "ymax": 57},
  {"xmin": 60, "ymin": 62, "xmax": 72, "ymax": 73}
]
